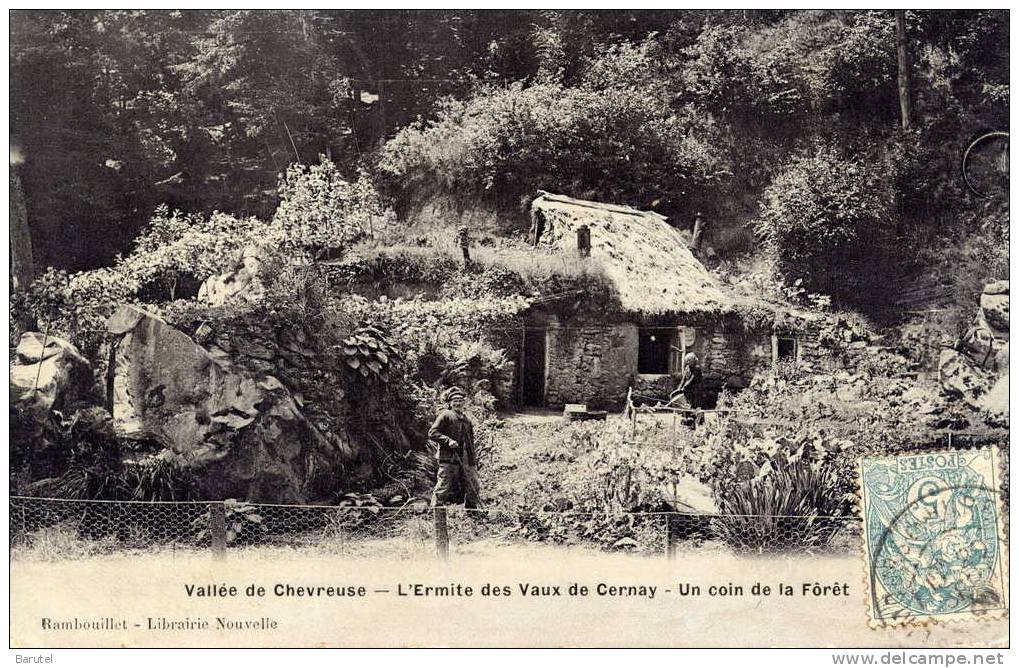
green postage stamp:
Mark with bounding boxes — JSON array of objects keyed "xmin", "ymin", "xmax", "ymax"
[{"xmin": 859, "ymin": 448, "xmax": 1008, "ymax": 627}]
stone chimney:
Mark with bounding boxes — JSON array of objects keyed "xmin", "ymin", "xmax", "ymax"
[{"xmin": 691, "ymin": 212, "xmax": 705, "ymax": 255}]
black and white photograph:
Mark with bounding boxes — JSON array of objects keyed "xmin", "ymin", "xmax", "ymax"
[{"xmin": 7, "ymin": 8, "xmax": 1010, "ymax": 652}]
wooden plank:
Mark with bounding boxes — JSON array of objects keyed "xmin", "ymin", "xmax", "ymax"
[
  {"xmin": 210, "ymin": 502, "xmax": 226, "ymax": 559},
  {"xmin": 434, "ymin": 507, "xmax": 449, "ymax": 561}
]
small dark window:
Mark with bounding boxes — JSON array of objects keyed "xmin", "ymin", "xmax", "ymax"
[
  {"xmin": 776, "ymin": 337, "xmax": 797, "ymax": 361},
  {"xmin": 638, "ymin": 328, "xmax": 673, "ymax": 374}
]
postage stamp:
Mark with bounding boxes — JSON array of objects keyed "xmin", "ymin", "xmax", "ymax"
[{"xmin": 859, "ymin": 448, "xmax": 1008, "ymax": 627}]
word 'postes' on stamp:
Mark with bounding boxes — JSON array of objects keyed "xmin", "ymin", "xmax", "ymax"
[{"xmin": 859, "ymin": 448, "xmax": 1007, "ymax": 627}]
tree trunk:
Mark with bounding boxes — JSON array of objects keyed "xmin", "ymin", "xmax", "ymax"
[
  {"xmin": 10, "ymin": 166, "xmax": 35, "ymax": 293},
  {"xmin": 896, "ymin": 10, "xmax": 913, "ymax": 132}
]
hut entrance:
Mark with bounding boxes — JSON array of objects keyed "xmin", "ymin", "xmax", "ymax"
[{"xmin": 520, "ymin": 327, "xmax": 547, "ymax": 406}]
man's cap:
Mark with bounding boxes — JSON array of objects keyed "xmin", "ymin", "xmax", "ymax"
[
  {"xmin": 684, "ymin": 352, "xmax": 699, "ymax": 364},
  {"xmin": 441, "ymin": 386, "xmax": 466, "ymax": 403}
]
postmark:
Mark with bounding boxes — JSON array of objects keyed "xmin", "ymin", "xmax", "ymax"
[{"xmin": 859, "ymin": 448, "xmax": 1008, "ymax": 627}]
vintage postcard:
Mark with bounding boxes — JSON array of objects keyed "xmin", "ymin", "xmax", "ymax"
[{"xmin": 7, "ymin": 8, "xmax": 1009, "ymax": 652}]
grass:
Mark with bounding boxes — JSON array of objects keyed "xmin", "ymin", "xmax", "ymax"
[
  {"xmin": 341, "ymin": 240, "xmax": 608, "ymax": 290},
  {"xmin": 9, "ymin": 522, "xmax": 183, "ymax": 562}
]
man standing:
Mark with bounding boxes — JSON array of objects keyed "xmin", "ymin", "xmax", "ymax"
[
  {"xmin": 667, "ymin": 352, "xmax": 705, "ymax": 429},
  {"xmin": 678, "ymin": 353, "xmax": 704, "ymax": 408},
  {"xmin": 429, "ymin": 387, "xmax": 481, "ymax": 508}
]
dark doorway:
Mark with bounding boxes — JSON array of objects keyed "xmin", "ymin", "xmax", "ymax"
[
  {"xmin": 520, "ymin": 328, "xmax": 547, "ymax": 406},
  {"xmin": 638, "ymin": 328, "xmax": 673, "ymax": 374}
]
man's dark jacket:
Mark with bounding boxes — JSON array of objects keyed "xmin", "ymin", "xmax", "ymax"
[{"xmin": 428, "ymin": 409, "xmax": 477, "ymax": 465}]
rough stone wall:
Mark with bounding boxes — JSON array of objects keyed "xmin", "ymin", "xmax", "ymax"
[
  {"xmin": 631, "ymin": 374, "xmax": 674, "ymax": 401},
  {"xmin": 701, "ymin": 327, "xmax": 767, "ymax": 390},
  {"xmin": 536, "ymin": 314, "xmax": 826, "ymax": 408},
  {"xmin": 796, "ymin": 325, "xmax": 826, "ymax": 366},
  {"xmin": 544, "ymin": 321, "xmax": 637, "ymax": 410}
]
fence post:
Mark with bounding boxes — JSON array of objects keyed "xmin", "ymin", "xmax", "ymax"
[
  {"xmin": 664, "ymin": 515, "xmax": 676, "ymax": 560},
  {"xmin": 434, "ymin": 506, "xmax": 449, "ymax": 561},
  {"xmin": 210, "ymin": 501, "xmax": 227, "ymax": 559}
]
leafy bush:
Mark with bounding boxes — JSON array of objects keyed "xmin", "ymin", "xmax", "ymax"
[
  {"xmin": 755, "ymin": 142, "xmax": 898, "ymax": 304},
  {"xmin": 334, "ymin": 294, "xmax": 529, "ymax": 399},
  {"xmin": 692, "ymin": 358, "xmax": 994, "ymax": 550},
  {"xmin": 340, "ymin": 325, "xmax": 401, "ymax": 383},
  {"xmin": 127, "ymin": 205, "xmax": 264, "ymax": 300},
  {"xmin": 27, "ymin": 409, "xmax": 133, "ymax": 501},
  {"xmin": 499, "ymin": 419, "xmax": 694, "ymax": 552},
  {"xmin": 273, "ymin": 159, "xmax": 387, "ymax": 255},
  {"xmin": 378, "ymin": 79, "xmax": 728, "ymax": 216},
  {"xmin": 16, "ymin": 266, "xmax": 137, "ymax": 359},
  {"xmin": 802, "ymin": 12, "xmax": 896, "ymax": 118},
  {"xmin": 693, "ymin": 412, "xmax": 856, "ymax": 552},
  {"xmin": 519, "ymin": 420, "xmax": 695, "ymax": 514},
  {"xmin": 710, "ymin": 464, "xmax": 851, "ymax": 553},
  {"xmin": 682, "ymin": 24, "xmax": 807, "ymax": 120},
  {"xmin": 16, "ymin": 206, "xmax": 264, "ymax": 360},
  {"xmin": 122, "ymin": 452, "xmax": 199, "ymax": 502},
  {"xmin": 682, "ymin": 12, "xmax": 896, "ymax": 121}
]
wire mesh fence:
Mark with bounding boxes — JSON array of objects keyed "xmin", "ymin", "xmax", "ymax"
[{"xmin": 10, "ymin": 496, "xmax": 863, "ymax": 561}]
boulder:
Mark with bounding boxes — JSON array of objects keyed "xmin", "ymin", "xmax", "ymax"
[
  {"xmin": 938, "ymin": 349, "xmax": 996, "ymax": 410},
  {"xmin": 979, "ymin": 280, "xmax": 1009, "ymax": 338},
  {"xmin": 106, "ymin": 305, "xmax": 355, "ymax": 503},
  {"xmin": 956, "ymin": 280, "xmax": 1009, "ymax": 372},
  {"xmin": 671, "ymin": 477, "xmax": 718, "ymax": 515},
  {"xmin": 979, "ymin": 374, "xmax": 1008, "ymax": 425},
  {"xmin": 198, "ymin": 244, "xmax": 266, "ymax": 306},
  {"xmin": 10, "ymin": 332, "xmax": 94, "ymax": 415}
]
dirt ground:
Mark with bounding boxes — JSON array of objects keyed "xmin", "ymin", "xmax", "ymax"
[{"xmin": 10, "ymin": 542, "xmax": 1007, "ymax": 648}]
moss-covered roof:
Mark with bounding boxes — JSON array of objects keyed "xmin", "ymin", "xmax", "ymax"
[{"xmin": 532, "ymin": 192, "xmax": 735, "ymax": 316}]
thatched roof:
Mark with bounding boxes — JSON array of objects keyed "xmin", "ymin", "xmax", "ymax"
[{"xmin": 532, "ymin": 192, "xmax": 734, "ymax": 316}]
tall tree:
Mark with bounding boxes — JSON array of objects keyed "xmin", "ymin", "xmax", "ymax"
[
  {"xmin": 896, "ymin": 10, "xmax": 913, "ymax": 131},
  {"xmin": 9, "ymin": 162, "xmax": 35, "ymax": 294}
]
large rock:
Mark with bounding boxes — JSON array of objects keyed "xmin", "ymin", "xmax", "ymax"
[
  {"xmin": 944, "ymin": 280, "xmax": 1009, "ymax": 423},
  {"xmin": 974, "ymin": 276, "xmax": 1006, "ymax": 342},
  {"xmin": 939, "ymin": 349, "xmax": 997, "ymax": 410},
  {"xmin": 960, "ymin": 280, "xmax": 1009, "ymax": 369},
  {"xmin": 106, "ymin": 305, "xmax": 354, "ymax": 503},
  {"xmin": 10, "ymin": 332, "xmax": 94, "ymax": 415},
  {"xmin": 980, "ymin": 374, "xmax": 1008, "ymax": 425},
  {"xmin": 979, "ymin": 280, "xmax": 1009, "ymax": 338},
  {"xmin": 197, "ymin": 244, "xmax": 266, "ymax": 306}
]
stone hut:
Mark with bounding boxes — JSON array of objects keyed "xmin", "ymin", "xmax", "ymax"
[{"xmin": 520, "ymin": 192, "xmax": 821, "ymax": 410}]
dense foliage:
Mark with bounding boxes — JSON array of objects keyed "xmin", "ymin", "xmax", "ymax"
[
  {"xmin": 378, "ymin": 78, "xmax": 727, "ymax": 216},
  {"xmin": 7, "ymin": 10, "xmax": 1010, "ymax": 524},
  {"xmin": 11, "ymin": 10, "xmax": 686, "ymax": 269},
  {"xmin": 12, "ymin": 10, "xmax": 1008, "ymax": 320},
  {"xmin": 755, "ymin": 143, "xmax": 898, "ymax": 303},
  {"xmin": 15, "ymin": 159, "xmax": 384, "ymax": 359}
]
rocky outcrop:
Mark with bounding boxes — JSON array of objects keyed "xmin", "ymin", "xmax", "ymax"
[
  {"xmin": 940, "ymin": 281, "xmax": 1008, "ymax": 422},
  {"xmin": 980, "ymin": 280, "xmax": 1009, "ymax": 335},
  {"xmin": 10, "ymin": 332, "xmax": 94, "ymax": 416},
  {"xmin": 106, "ymin": 305, "xmax": 356, "ymax": 503},
  {"xmin": 939, "ymin": 349, "xmax": 996, "ymax": 408},
  {"xmin": 197, "ymin": 244, "xmax": 266, "ymax": 306}
]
